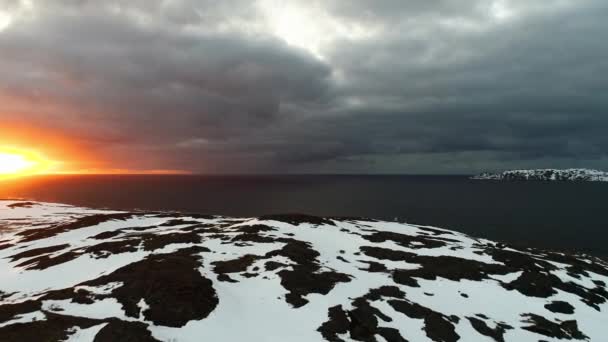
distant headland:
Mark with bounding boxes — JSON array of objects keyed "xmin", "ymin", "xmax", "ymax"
[{"xmin": 472, "ymin": 168, "xmax": 608, "ymax": 182}]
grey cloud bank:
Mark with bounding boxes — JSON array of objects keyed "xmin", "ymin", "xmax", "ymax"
[{"xmin": 0, "ymin": 0, "xmax": 606, "ymax": 173}]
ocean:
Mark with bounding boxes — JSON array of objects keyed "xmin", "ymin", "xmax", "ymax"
[{"xmin": 1, "ymin": 174, "xmax": 607, "ymax": 257}]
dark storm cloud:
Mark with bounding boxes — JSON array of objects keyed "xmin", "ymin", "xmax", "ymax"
[{"xmin": 0, "ymin": 0, "xmax": 607, "ymax": 173}]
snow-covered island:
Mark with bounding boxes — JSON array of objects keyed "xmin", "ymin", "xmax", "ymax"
[
  {"xmin": 1, "ymin": 200, "xmax": 607, "ymax": 342},
  {"xmin": 472, "ymin": 168, "xmax": 608, "ymax": 182}
]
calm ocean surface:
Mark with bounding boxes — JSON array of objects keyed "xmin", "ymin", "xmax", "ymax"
[{"xmin": 1, "ymin": 175, "xmax": 607, "ymax": 257}]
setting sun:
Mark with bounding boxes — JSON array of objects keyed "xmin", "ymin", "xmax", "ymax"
[{"xmin": 0, "ymin": 148, "xmax": 53, "ymax": 179}]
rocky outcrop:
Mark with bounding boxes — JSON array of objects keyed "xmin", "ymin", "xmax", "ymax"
[
  {"xmin": 472, "ymin": 168, "xmax": 608, "ymax": 182},
  {"xmin": 0, "ymin": 200, "xmax": 607, "ymax": 341}
]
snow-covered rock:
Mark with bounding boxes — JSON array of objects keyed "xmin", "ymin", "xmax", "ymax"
[
  {"xmin": 0, "ymin": 200, "xmax": 607, "ymax": 342},
  {"xmin": 472, "ymin": 169, "xmax": 608, "ymax": 182}
]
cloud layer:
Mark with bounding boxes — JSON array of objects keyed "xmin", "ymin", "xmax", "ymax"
[{"xmin": 1, "ymin": 0, "xmax": 607, "ymax": 173}]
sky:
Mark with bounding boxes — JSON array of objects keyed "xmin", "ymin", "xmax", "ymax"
[{"xmin": 0, "ymin": 0, "xmax": 607, "ymax": 174}]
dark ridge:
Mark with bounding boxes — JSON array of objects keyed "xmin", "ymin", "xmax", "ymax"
[
  {"xmin": 94, "ymin": 320, "xmax": 160, "ymax": 342},
  {"xmin": 279, "ymin": 268, "xmax": 351, "ymax": 308},
  {"xmin": 0, "ymin": 300, "xmax": 41, "ymax": 323},
  {"xmin": 264, "ymin": 238, "xmax": 351, "ymax": 307},
  {"xmin": 217, "ymin": 274, "xmax": 238, "ymax": 283},
  {"xmin": 539, "ymin": 251, "xmax": 608, "ymax": 277},
  {"xmin": 0, "ymin": 243, "xmax": 14, "ymax": 250},
  {"xmin": 0, "ymin": 312, "xmax": 102, "ymax": 342},
  {"xmin": 467, "ymin": 317, "xmax": 512, "ymax": 342},
  {"xmin": 213, "ymin": 254, "xmax": 260, "ymax": 274},
  {"xmin": 362, "ymin": 231, "xmax": 449, "ymax": 249},
  {"xmin": 544, "ymin": 301, "xmax": 575, "ymax": 314},
  {"xmin": 16, "ymin": 213, "xmax": 134, "ymax": 242},
  {"xmin": 15, "ymin": 250, "xmax": 82, "ymax": 270},
  {"xmin": 362, "ymin": 246, "xmax": 508, "ymax": 282},
  {"xmin": 353, "ymin": 297, "xmax": 392, "ymax": 322},
  {"xmin": 265, "ymin": 239, "xmax": 320, "ymax": 266},
  {"xmin": 504, "ymin": 271, "xmax": 608, "ymax": 310},
  {"xmin": 336, "ymin": 256, "xmax": 349, "ymax": 263},
  {"xmin": 377, "ymin": 327, "xmax": 409, "ymax": 342},
  {"xmin": 84, "ymin": 240, "xmax": 141, "ymax": 258},
  {"xmin": 231, "ymin": 233, "xmax": 277, "ymax": 244},
  {"xmin": 363, "ymin": 286, "xmax": 405, "ymax": 301},
  {"xmin": 158, "ymin": 219, "xmax": 202, "ymax": 227},
  {"xmin": 0, "ymin": 291, "xmax": 16, "ymax": 301},
  {"xmin": 149, "ymin": 212, "xmax": 216, "ymax": 220},
  {"xmin": 522, "ymin": 314, "xmax": 588, "ymax": 340},
  {"xmin": 388, "ymin": 300, "xmax": 459, "ymax": 342},
  {"xmin": 358, "ymin": 261, "xmax": 388, "ymax": 273},
  {"xmin": 185, "ymin": 224, "xmax": 224, "ymax": 234},
  {"xmin": 7, "ymin": 202, "xmax": 38, "ymax": 209},
  {"xmin": 415, "ymin": 226, "xmax": 455, "ymax": 236},
  {"xmin": 237, "ymin": 224, "xmax": 277, "ymax": 233},
  {"xmin": 318, "ymin": 288, "xmax": 409, "ymax": 342},
  {"xmin": 361, "ymin": 245, "xmax": 608, "ymax": 311},
  {"xmin": 265, "ymin": 261, "xmax": 286, "ymax": 271},
  {"xmin": 347, "ymin": 301, "xmax": 381, "ymax": 340},
  {"xmin": 318, "ymin": 305, "xmax": 349, "ymax": 341},
  {"xmin": 85, "ymin": 232, "xmax": 206, "ymax": 259},
  {"xmin": 81, "ymin": 246, "xmax": 218, "ymax": 327},
  {"xmin": 329, "ymin": 216, "xmax": 379, "ymax": 222},
  {"xmin": 42, "ymin": 286, "xmax": 96, "ymax": 305},
  {"xmin": 90, "ymin": 231, "xmax": 122, "ymax": 240},
  {"xmin": 359, "ymin": 246, "xmax": 414, "ymax": 261},
  {"xmin": 8, "ymin": 244, "xmax": 70, "ymax": 262},
  {"xmin": 139, "ymin": 231, "xmax": 202, "ymax": 251},
  {"xmin": 259, "ymin": 214, "xmax": 335, "ymax": 226}
]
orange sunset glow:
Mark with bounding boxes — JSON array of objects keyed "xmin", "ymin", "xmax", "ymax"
[
  {"xmin": 0, "ymin": 125, "xmax": 191, "ymax": 177},
  {"xmin": 0, "ymin": 147, "xmax": 54, "ymax": 179}
]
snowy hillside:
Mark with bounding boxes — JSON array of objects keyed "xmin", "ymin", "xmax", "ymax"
[
  {"xmin": 472, "ymin": 169, "xmax": 608, "ymax": 182},
  {"xmin": 0, "ymin": 200, "xmax": 607, "ymax": 342}
]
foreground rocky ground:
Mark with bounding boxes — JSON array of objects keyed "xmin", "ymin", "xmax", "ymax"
[{"xmin": 0, "ymin": 200, "xmax": 607, "ymax": 342}]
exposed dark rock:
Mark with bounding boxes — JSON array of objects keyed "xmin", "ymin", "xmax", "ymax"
[
  {"xmin": 362, "ymin": 231, "xmax": 449, "ymax": 249},
  {"xmin": 318, "ymin": 288, "xmax": 409, "ymax": 342},
  {"xmin": 15, "ymin": 250, "xmax": 83, "ymax": 270},
  {"xmin": 237, "ymin": 224, "xmax": 277, "ymax": 233},
  {"xmin": 278, "ymin": 268, "xmax": 351, "ymax": 308},
  {"xmin": 318, "ymin": 305, "xmax": 349, "ymax": 342},
  {"xmin": 0, "ymin": 300, "xmax": 41, "ymax": 323},
  {"xmin": 0, "ymin": 243, "xmax": 14, "ymax": 250},
  {"xmin": 81, "ymin": 247, "xmax": 218, "ymax": 327},
  {"xmin": 467, "ymin": 317, "xmax": 512, "ymax": 342},
  {"xmin": 265, "ymin": 261, "xmax": 286, "ymax": 271},
  {"xmin": 545, "ymin": 301, "xmax": 575, "ymax": 314},
  {"xmin": 359, "ymin": 261, "xmax": 388, "ymax": 273},
  {"xmin": 213, "ymin": 254, "xmax": 260, "ymax": 274},
  {"xmin": 94, "ymin": 320, "xmax": 160, "ymax": 342},
  {"xmin": 259, "ymin": 214, "xmax": 335, "ymax": 226},
  {"xmin": 337, "ymin": 256, "xmax": 349, "ymax": 263},
  {"xmin": 522, "ymin": 314, "xmax": 588, "ymax": 340},
  {"xmin": 90, "ymin": 231, "xmax": 122, "ymax": 240},
  {"xmin": 8, "ymin": 244, "xmax": 70, "ymax": 262},
  {"xmin": 158, "ymin": 219, "xmax": 202, "ymax": 227},
  {"xmin": 7, "ymin": 202, "xmax": 38, "ymax": 209},
  {"xmin": 389, "ymin": 300, "xmax": 459, "ymax": 342},
  {"xmin": 17, "ymin": 214, "xmax": 134, "ymax": 242},
  {"xmin": 217, "ymin": 274, "xmax": 238, "ymax": 283},
  {"xmin": 85, "ymin": 240, "xmax": 141, "ymax": 258},
  {"xmin": 0, "ymin": 312, "xmax": 102, "ymax": 342},
  {"xmin": 140, "ymin": 231, "xmax": 202, "ymax": 251}
]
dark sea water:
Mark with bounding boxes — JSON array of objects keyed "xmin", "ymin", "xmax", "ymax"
[{"xmin": 1, "ymin": 175, "xmax": 607, "ymax": 257}]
